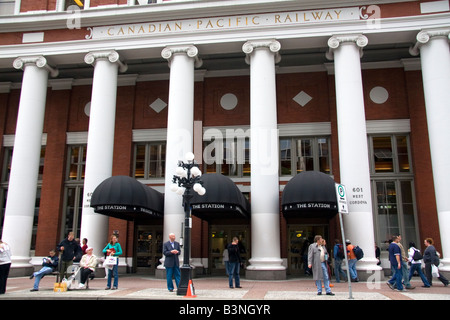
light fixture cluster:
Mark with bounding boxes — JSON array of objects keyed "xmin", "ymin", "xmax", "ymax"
[{"xmin": 171, "ymin": 152, "xmax": 206, "ymax": 196}]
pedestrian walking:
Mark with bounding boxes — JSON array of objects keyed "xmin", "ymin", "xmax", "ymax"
[
  {"xmin": 345, "ymin": 239, "xmax": 359, "ymax": 282},
  {"xmin": 333, "ymin": 239, "xmax": 347, "ymax": 283},
  {"xmin": 407, "ymin": 242, "xmax": 430, "ymax": 288},
  {"xmin": 387, "ymin": 235, "xmax": 403, "ymax": 291},
  {"xmin": 423, "ymin": 238, "xmax": 449, "ymax": 287}
]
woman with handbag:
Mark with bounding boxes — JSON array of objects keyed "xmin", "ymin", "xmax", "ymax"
[
  {"xmin": 423, "ymin": 238, "xmax": 449, "ymax": 287},
  {"xmin": 102, "ymin": 235, "xmax": 122, "ymax": 290}
]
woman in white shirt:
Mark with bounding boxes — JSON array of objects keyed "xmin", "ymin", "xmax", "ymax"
[
  {"xmin": 407, "ymin": 242, "xmax": 430, "ymax": 288},
  {"xmin": 0, "ymin": 240, "xmax": 12, "ymax": 294}
]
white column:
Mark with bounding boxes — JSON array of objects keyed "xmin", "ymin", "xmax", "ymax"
[
  {"xmin": 2, "ymin": 56, "xmax": 57, "ymax": 273},
  {"xmin": 159, "ymin": 45, "xmax": 202, "ymax": 266},
  {"xmin": 327, "ymin": 35, "xmax": 381, "ymax": 278},
  {"xmin": 411, "ymin": 29, "xmax": 450, "ymax": 272},
  {"xmin": 243, "ymin": 40, "xmax": 285, "ymax": 279},
  {"xmin": 80, "ymin": 51, "xmax": 126, "ymax": 257}
]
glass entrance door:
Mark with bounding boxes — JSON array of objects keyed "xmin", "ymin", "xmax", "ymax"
[
  {"xmin": 135, "ymin": 225, "xmax": 163, "ymax": 274},
  {"xmin": 209, "ymin": 225, "xmax": 249, "ymax": 275},
  {"xmin": 287, "ymin": 225, "xmax": 328, "ymax": 275}
]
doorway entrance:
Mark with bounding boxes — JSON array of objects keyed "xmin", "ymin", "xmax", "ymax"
[
  {"xmin": 209, "ymin": 225, "xmax": 250, "ymax": 275},
  {"xmin": 135, "ymin": 225, "xmax": 163, "ymax": 274},
  {"xmin": 287, "ymin": 224, "xmax": 328, "ymax": 275}
]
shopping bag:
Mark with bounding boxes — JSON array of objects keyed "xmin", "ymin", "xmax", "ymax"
[
  {"xmin": 431, "ymin": 264, "xmax": 440, "ymax": 278},
  {"xmin": 53, "ymin": 282, "xmax": 67, "ymax": 292},
  {"xmin": 103, "ymin": 256, "xmax": 117, "ymax": 270}
]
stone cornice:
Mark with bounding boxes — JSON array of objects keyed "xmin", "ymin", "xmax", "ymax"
[{"xmin": 0, "ymin": 0, "xmax": 416, "ymax": 33}]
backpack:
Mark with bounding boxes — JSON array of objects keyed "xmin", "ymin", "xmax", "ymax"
[
  {"xmin": 412, "ymin": 249, "xmax": 423, "ymax": 261},
  {"xmin": 353, "ymin": 245, "xmax": 364, "ymax": 260},
  {"xmin": 336, "ymin": 244, "xmax": 345, "ymax": 259}
]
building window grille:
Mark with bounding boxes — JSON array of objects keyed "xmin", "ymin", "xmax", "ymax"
[
  {"xmin": 279, "ymin": 137, "xmax": 331, "ymax": 176},
  {"xmin": 369, "ymin": 134, "xmax": 418, "ymax": 251},
  {"xmin": 133, "ymin": 142, "xmax": 166, "ymax": 179}
]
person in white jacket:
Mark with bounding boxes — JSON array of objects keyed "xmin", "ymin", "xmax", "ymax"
[{"xmin": 78, "ymin": 247, "xmax": 97, "ymax": 289}]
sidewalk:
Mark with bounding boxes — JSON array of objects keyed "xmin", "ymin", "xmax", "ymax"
[{"xmin": 1, "ymin": 274, "xmax": 450, "ymax": 301}]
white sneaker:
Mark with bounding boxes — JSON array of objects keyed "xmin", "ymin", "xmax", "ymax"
[{"xmin": 78, "ymin": 283, "xmax": 85, "ymax": 289}]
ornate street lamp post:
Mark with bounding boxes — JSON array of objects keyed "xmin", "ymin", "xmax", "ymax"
[{"xmin": 170, "ymin": 152, "xmax": 205, "ymax": 296}]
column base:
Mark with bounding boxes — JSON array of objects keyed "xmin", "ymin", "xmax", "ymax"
[
  {"xmin": 8, "ymin": 256, "xmax": 34, "ymax": 277},
  {"xmin": 246, "ymin": 258, "xmax": 286, "ymax": 280},
  {"xmin": 245, "ymin": 269, "xmax": 286, "ymax": 280},
  {"xmin": 355, "ymin": 258, "xmax": 384, "ymax": 281}
]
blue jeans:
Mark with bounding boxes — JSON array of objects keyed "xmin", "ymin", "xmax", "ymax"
[
  {"xmin": 166, "ymin": 266, "xmax": 180, "ymax": 291},
  {"xmin": 315, "ymin": 262, "xmax": 331, "ymax": 293},
  {"xmin": 33, "ymin": 266, "xmax": 53, "ymax": 290},
  {"xmin": 228, "ymin": 262, "xmax": 240, "ymax": 288},
  {"xmin": 388, "ymin": 265, "xmax": 403, "ymax": 290},
  {"xmin": 107, "ymin": 261, "xmax": 119, "ymax": 288},
  {"xmin": 334, "ymin": 259, "xmax": 347, "ymax": 282},
  {"xmin": 409, "ymin": 263, "xmax": 430, "ymax": 287},
  {"xmin": 348, "ymin": 259, "xmax": 358, "ymax": 280}
]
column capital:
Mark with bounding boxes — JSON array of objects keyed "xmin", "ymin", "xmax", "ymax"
[
  {"xmin": 326, "ymin": 34, "xmax": 368, "ymax": 60},
  {"xmin": 242, "ymin": 39, "xmax": 281, "ymax": 64},
  {"xmin": 13, "ymin": 56, "xmax": 58, "ymax": 77},
  {"xmin": 84, "ymin": 50, "xmax": 128, "ymax": 72},
  {"xmin": 161, "ymin": 45, "xmax": 203, "ymax": 68},
  {"xmin": 409, "ymin": 28, "xmax": 450, "ymax": 56}
]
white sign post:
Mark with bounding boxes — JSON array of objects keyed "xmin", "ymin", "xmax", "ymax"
[{"xmin": 335, "ymin": 183, "xmax": 353, "ymax": 299}]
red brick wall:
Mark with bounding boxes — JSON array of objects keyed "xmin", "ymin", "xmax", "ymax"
[
  {"xmin": 133, "ymin": 81, "xmax": 168, "ymax": 129},
  {"xmin": 203, "ymin": 76, "xmax": 250, "ymax": 127},
  {"xmin": 405, "ymin": 70, "xmax": 441, "ymax": 253},
  {"xmin": 35, "ymin": 89, "xmax": 71, "ymax": 255},
  {"xmin": 277, "ymin": 72, "xmax": 331, "ymax": 124}
]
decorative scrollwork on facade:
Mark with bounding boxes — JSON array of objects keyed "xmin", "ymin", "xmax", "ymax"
[{"xmin": 13, "ymin": 56, "xmax": 59, "ymax": 77}]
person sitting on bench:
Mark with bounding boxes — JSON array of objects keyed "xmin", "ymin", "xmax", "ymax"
[
  {"xmin": 78, "ymin": 247, "xmax": 97, "ymax": 289},
  {"xmin": 30, "ymin": 249, "xmax": 59, "ymax": 291}
]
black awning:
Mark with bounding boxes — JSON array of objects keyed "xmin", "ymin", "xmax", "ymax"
[
  {"xmin": 90, "ymin": 175, "xmax": 164, "ymax": 221},
  {"xmin": 190, "ymin": 173, "xmax": 250, "ymax": 221},
  {"xmin": 281, "ymin": 171, "xmax": 337, "ymax": 218}
]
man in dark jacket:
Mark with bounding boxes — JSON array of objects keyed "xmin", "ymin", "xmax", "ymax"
[
  {"xmin": 29, "ymin": 249, "xmax": 59, "ymax": 291},
  {"xmin": 227, "ymin": 237, "xmax": 242, "ymax": 289},
  {"xmin": 57, "ymin": 231, "xmax": 81, "ymax": 280},
  {"xmin": 163, "ymin": 233, "xmax": 181, "ymax": 292}
]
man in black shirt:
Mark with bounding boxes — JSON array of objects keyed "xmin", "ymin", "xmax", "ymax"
[
  {"xmin": 227, "ymin": 237, "xmax": 242, "ymax": 289},
  {"xmin": 57, "ymin": 231, "xmax": 81, "ymax": 280}
]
